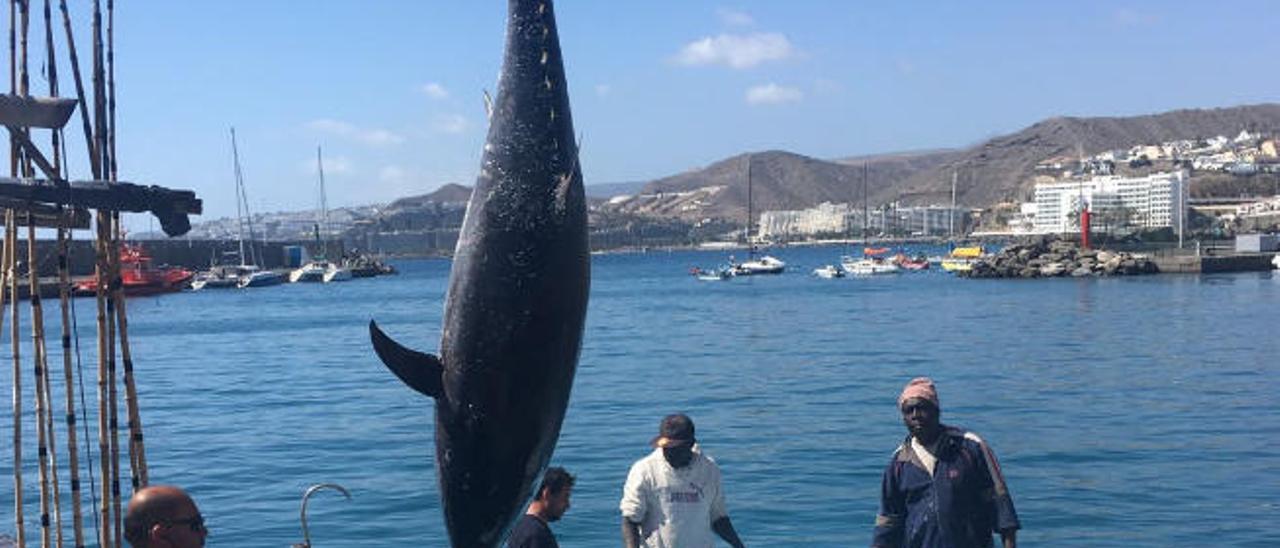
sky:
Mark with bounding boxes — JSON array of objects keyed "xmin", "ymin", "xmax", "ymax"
[{"xmin": 7, "ymin": 1, "xmax": 1279, "ymax": 231}]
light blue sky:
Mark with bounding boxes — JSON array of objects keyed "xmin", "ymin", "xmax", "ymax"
[{"xmin": 13, "ymin": 1, "xmax": 1280, "ymax": 228}]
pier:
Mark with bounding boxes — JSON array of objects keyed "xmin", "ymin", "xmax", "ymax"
[{"xmin": 1149, "ymin": 250, "xmax": 1277, "ymax": 273}]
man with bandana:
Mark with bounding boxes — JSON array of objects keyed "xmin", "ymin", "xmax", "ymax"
[{"xmin": 873, "ymin": 378, "xmax": 1020, "ymax": 548}]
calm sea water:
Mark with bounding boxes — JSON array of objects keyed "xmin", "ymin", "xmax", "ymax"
[{"xmin": 3, "ymin": 244, "xmax": 1279, "ymax": 547}]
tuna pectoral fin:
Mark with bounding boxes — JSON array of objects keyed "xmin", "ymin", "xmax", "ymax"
[{"xmin": 369, "ymin": 320, "xmax": 443, "ymax": 399}]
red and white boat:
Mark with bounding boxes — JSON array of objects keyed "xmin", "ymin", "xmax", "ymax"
[{"xmin": 75, "ymin": 244, "xmax": 194, "ymax": 296}]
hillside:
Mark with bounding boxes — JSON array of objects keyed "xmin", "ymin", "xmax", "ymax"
[
  {"xmin": 602, "ymin": 103, "xmax": 1280, "ymax": 222},
  {"xmin": 897, "ymin": 103, "xmax": 1280, "ymax": 207}
]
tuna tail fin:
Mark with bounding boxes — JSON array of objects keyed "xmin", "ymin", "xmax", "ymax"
[{"xmin": 369, "ymin": 320, "xmax": 443, "ymax": 399}]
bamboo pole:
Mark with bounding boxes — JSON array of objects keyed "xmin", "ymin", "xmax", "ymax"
[
  {"xmin": 89, "ymin": 0, "xmax": 117, "ymax": 544},
  {"xmin": 10, "ymin": 1, "xmax": 33, "ymax": 546},
  {"xmin": 40, "ymin": 2, "xmax": 69, "ymax": 546},
  {"xmin": 57, "ymin": 0, "xmax": 97, "ymax": 179},
  {"xmin": 30, "ymin": 214, "xmax": 58, "ymax": 548},
  {"xmin": 6, "ymin": 211, "xmax": 21, "ymax": 548},
  {"xmin": 56, "ymin": 217, "xmax": 85, "ymax": 548},
  {"xmin": 55, "ymin": 1, "xmax": 99, "ymax": 546},
  {"xmin": 104, "ymin": 0, "xmax": 146, "ymax": 495},
  {"xmin": 15, "ymin": 3, "xmax": 60, "ymax": 545}
]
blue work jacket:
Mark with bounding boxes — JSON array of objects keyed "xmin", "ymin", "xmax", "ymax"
[{"xmin": 872, "ymin": 426, "xmax": 1020, "ymax": 548}]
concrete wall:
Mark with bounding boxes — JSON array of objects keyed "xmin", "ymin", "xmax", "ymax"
[{"xmin": 8, "ymin": 239, "xmax": 336, "ymax": 277}]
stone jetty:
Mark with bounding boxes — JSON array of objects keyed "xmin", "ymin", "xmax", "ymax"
[{"xmin": 959, "ymin": 236, "xmax": 1158, "ymax": 279}]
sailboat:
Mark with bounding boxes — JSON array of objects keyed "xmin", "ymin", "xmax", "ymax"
[
  {"xmin": 729, "ymin": 154, "xmax": 785, "ymax": 275},
  {"xmin": 194, "ymin": 127, "xmax": 283, "ymax": 289},
  {"xmin": 290, "ymin": 146, "xmax": 351, "ymax": 283}
]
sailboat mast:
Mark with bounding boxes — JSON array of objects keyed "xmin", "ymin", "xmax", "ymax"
[
  {"xmin": 231, "ymin": 127, "xmax": 247, "ymax": 265},
  {"xmin": 746, "ymin": 154, "xmax": 753, "ymax": 258},
  {"xmin": 316, "ymin": 146, "xmax": 329, "ymax": 257},
  {"xmin": 231, "ymin": 127, "xmax": 260, "ymax": 266},
  {"xmin": 862, "ymin": 163, "xmax": 869, "ymax": 240},
  {"xmin": 950, "ymin": 170, "xmax": 957, "ymax": 238}
]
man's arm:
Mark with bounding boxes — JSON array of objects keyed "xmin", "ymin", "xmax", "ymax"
[
  {"xmin": 621, "ymin": 518, "xmax": 642, "ymax": 548},
  {"xmin": 871, "ymin": 461, "xmax": 905, "ymax": 548},
  {"xmin": 1000, "ymin": 528, "xmax": 1016, "ymax": 548},
  {"xmin": 712, "ymin": 516, "xmax": 745, "ymax": 548}
]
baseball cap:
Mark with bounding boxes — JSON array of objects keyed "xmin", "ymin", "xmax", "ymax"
[{"xmin": 651, "ymin": 413, "xmax": 696, "ymax": 448}]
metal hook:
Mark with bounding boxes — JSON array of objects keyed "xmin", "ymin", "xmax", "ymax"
[{"xmin": 291, "ymin": 483, "xmax": 352, "ymax": 548}]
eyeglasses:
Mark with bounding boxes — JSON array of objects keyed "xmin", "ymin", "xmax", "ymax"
[{"xmin": 162, "ymin": 514, "xmax": 206, "ymax": 534}]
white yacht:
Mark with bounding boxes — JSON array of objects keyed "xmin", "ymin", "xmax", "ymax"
[{"xmin": 842, "ymin": 256, "xmax": 899, "ymax": 275}]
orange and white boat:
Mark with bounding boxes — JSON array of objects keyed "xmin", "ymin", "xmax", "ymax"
[{"xmin": 75, "ymin": 243, "xmax": 194, "ymax": 296}]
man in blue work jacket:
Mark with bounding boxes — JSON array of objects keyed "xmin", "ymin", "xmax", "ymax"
[{"xmin": 872, "ymin": 377, "xmax": 1020, "ymax": 548}]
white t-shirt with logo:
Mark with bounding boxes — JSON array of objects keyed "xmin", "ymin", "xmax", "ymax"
[{"xmin": 619, "ymin": 447, "xmax": 728, "ymax": 548}]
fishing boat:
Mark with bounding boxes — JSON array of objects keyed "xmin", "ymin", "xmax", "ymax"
[
  {"xmin": 727, "ymin": 154, "xmax": 785, "ymax": 276},
  {"xmin": 343, "ymin": 252, "xmax": 397, "ymax": 277},
  {"xmin": 813, "ymin": 264, "xmax": 844, "ymax": 278},
  {"xmin": 75, "ymin": 243, "xmax": 194, "ymax": 296}
]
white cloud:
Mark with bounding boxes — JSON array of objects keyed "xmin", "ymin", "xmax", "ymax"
[
  {"xmin": 675, "ymin": 32, "xmax": 794, "ymax": 69},
  {"xmin": 716, "ymin": 8, "xmax": 754, "ymax": 27},
  {"xmin": 421, "ymin": 82, "xmax": 449, "ymax": 99},
  {"xmin": 434, "ymin": 114, "xmax": 469, "ymax": 134},
  {"xmin": 307, "ymin": 118, "xmax": 404, "ymax": 146},
  {"xmin": 595, "ymin": 84, "xmax": 612, "ymax": 97},
  {"xmin": 745, "ymin": 83, "xmax": 803, "ymax": 105}
]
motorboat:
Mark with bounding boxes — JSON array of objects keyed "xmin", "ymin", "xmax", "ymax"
[
  {"xmin": 940, "ymin": 246, "xmax": 985, "ymax": 272},
  {"xmin": 238, "ymin": 269, "xmax": 284, "ymax": 288},
  {"xmin": 730, "ymin": 255, "xmax": 786, "ymax": 275},
  {"xmin": 813, "ymin": 264, "xmax": 844, "ymax": 278},
  {"xmin": 891, "ymin": 253, "xmax": 930, "ymax": 270},
  {"xmin": 841, "ymin": 256, "xmax": 899, "ymax": 275},
  {"xmin": 691, "ymin": 266, "xmax": 733, "ymax": 281},
  {"xmin": 191, "ymin": 266, "xmax": 241, "ymax": 290}
]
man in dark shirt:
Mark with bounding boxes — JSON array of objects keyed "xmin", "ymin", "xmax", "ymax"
[
  {"xmin": 506, "ymin": 466, "xmax": 575, "ymax": 548},
  {"xmin": 873, "ymin": 377, "xmax": 1020, "ymax": 548}
]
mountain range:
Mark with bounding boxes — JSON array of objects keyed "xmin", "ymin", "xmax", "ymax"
[
  {"xmin": 168, "ymin": 103, "xmax": 1280, "ymax": 241},
  {"xmin": 605, "ymin": 103, "xmax": 1280, "ymax": 222}
]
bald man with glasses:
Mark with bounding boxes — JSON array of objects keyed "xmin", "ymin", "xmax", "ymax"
[{"xmin": 124, "ymin": 485, "xmax": 208, "ymax": 548}]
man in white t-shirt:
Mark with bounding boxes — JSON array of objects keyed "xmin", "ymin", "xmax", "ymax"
[{"xmin": 620, "ymin": 414, "xmax": 746, "ymax": 548}]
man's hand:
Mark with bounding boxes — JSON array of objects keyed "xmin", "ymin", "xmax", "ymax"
[
  {"xmin": 1000, "ymin": 528, "xmax": 1017, "ymax": 548},
  {"xmin": 712, "ymin": 516, "xmax": 745, "ymax": 548},
  {"xmin": 621, "ymin": 518, "xmax": 641, "ymax": 548}
]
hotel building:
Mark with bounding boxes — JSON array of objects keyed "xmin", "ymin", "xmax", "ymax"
[{"xmin": 1033, "ymin": 170, "xmax": 1187, "ymax": 234}]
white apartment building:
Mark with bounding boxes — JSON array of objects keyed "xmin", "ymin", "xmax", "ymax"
[
  {"xmin": 759, "ymin": 202, "xmax": 851, "ymax": 239},
  {"xmin": 1033, "ymin": 170, "xmax": 1187, "ymax": 234}
]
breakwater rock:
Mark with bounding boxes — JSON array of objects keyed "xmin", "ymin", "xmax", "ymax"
[{"xmin": 959, "ymin": 237, "xmax": 1158, "ymax": 279}]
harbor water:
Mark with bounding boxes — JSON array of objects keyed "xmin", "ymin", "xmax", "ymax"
[{"xmin": 3, "ymin": 244, "xmax": 1278, "ymax": 546}]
